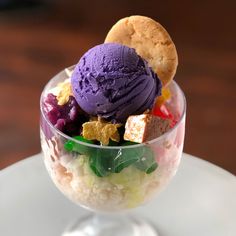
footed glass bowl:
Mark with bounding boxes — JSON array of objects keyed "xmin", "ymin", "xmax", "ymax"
[{"xmin": 40, "ymin": 67, "xmax": 186, "ymax": 236}]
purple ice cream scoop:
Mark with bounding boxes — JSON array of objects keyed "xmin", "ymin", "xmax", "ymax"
[{"xmin": 71, "ymin": 43, "xmax": 162, "ymax": 122}]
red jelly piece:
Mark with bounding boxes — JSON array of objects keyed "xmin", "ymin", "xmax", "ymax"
[{"xmin": 152, "ymin": 105, "xmax": 177, "ymax": 128}]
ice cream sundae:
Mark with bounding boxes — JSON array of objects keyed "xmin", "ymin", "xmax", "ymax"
[{"xmin": 40, "ymin": 15, "xmax": 185, "ymax": 212}]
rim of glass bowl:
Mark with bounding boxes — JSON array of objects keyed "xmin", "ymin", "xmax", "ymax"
[{"xmin": 40, "ymin": 67, "xmax": 186, "ymax": 150}]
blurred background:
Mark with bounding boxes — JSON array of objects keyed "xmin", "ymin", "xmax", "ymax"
[{"xmin": 0, "ymin": 0, "xmax": 235, "ymax": 174}]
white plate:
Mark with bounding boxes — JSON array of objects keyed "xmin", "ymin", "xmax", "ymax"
[{"xmin": 0, "ymin": 153, "xmax": 235, "ymax": 236}]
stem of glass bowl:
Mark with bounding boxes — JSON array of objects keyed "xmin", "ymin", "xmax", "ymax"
[{"xmin": 62, "ymin": 212, "xmax": 158, "ymax": 236}]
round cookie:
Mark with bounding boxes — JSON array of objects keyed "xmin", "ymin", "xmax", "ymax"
[{"xmin": 105, "ymin": 15, "xmax": 178, "ymax": 86}]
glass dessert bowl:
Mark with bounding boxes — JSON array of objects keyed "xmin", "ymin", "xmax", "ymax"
[{"xmin": 40, "ymin": 67, "xmax": 186, "ymax": 236}]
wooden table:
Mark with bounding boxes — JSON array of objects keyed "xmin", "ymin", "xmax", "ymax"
[{"xmin": 0, "ymin": 1, "xmax": 235, "ymax": 174}]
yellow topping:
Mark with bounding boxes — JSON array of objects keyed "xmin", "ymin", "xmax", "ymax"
[
  {"xmin": 82, "ymin": 118, "xmax": 122, "ymax": 145},
  {"xmin": 155, "ymin": 87, "xmax": 171, "ymax": 107},
  {"xmin": 52, "ymin": 79, "xmax": 73, "ymax": 105},
  {"xmin": 57, "ymin": 79, "xmax": 73, "ymax": 105}
]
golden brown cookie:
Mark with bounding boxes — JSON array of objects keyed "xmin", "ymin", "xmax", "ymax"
[{"xmin": 105, "ymin": 15, "xmax": 178, "ymax": 86}]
